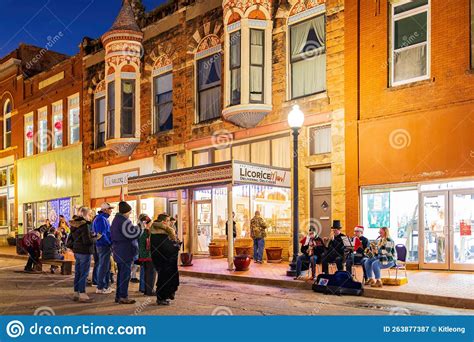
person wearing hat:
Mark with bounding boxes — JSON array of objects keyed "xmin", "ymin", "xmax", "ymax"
[
  {"xmin": 137, "ymin": 214, "xmax": 155, "ymax": 296},
  {"xmin": 93, "ymin": 202, "xmax": 115, "ymax": 294},
  {"xmin": 321, "ymin": 220, "xmax": 346, "ymax": 274},
  {"xmin": 345, "ymin": 225, "xmax": 369, "ymax": 281},
  {"xmin": 294, "ymin": 227, "xmax": 325, "ymax": 280},
  {"xmin": 110, "ymin": 201, "xmax": 140, "ymax": 304}
]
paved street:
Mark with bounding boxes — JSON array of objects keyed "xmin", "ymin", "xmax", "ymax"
[{"xmin": 0, "ymin": 258, "xmax": 472, "ymax": 316}]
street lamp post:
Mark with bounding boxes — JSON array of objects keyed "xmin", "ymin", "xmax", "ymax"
[{"xmin": 286, "ymin": 105, "xmax": 304, "ymax": 277}]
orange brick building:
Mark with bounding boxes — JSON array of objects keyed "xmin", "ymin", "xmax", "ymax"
[{"xmin": 345, "ymin": 0, "xmax": 474, "ymax": 271}]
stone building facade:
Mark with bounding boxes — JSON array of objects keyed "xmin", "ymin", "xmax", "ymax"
[{"xmin": 81, "ymin": 0, "xmax": 345, "ymax": 258}]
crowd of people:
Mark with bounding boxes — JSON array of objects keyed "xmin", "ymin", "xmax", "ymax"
[
  {"xmin": 293, "ymin": 220, "xmax": 396, "ymax": 288},
  {"xmin": 21, "ymin": 201, "xmax": 180, "ymax": 305}
]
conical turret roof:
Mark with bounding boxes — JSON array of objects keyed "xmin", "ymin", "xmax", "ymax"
[{"xmin": 109, "ymin": 0, "xmax": 141, "ymax": 32}]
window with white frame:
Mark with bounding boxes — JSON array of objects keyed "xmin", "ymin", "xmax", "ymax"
[
  {"xmin": 121, "ymin": 79, "xmax": 135, "ymax": 137},
  {"xmin": 197, "ymin": 53, "xmax": 222, "ymax": 122},
  {"xmin": 391, "ymin": 0, "xmax": 429, "ymax": 86},
  {"xmin": 3, "ymin": 100, "xmax": 11, "ymax": 149},
  {"xmin": 95, "ymin": 96, "xmax": 106, "ymax": 149},
  {"xmin": 250, "ymin": 29, "xmax": 264, "ymax": 103},
  {"xmin": 309, "ymin": 125, "xmax": 331, "ymax": 155},
  {"xmin": 107, "ymin": 81, "xmax": 115, "ymax": 139},
  {"xmin": 230, "ymin": 30, "xmax": 241, "ymax": 105},
  {"xmin": 153, "ymin": 72, "xmax": 173, "ymax": 133},
  {"xmin": 68, "ymin": 95, "xmax": 80, "ymax": 144},
  {"xmin": 290, "ymin": 13, "xmax": 326, "ymax": 99},
  {"xmin": 24, "ymin": 113, "xmax": 34, "ymax": 157},
  {"xmin": 38, "ymin": 108, "xmax": 48, "ymax": 153},
  {"xmin": 165, "ymin": 153, "xmax": 178, "ymax": 171},
  {"xmin": 52, "ymin": 101, "xmax": 63, "ymax": 149}
]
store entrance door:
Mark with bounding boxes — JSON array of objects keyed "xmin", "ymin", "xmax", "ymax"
[
  {"xmin": 195, "ymin": 200, "xmax": 212, "ymax": 254},
  {"xmin": 311, "ymin": 188, "xmax": 331, "ymax": 238},
  {"xmin": 420, "ymin": 190, "xmax": 474, "ymax": 271}
]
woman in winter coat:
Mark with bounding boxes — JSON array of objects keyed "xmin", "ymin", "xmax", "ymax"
[
  {"xmin": 68, "ymin": 207, "xmax": 95, "ymax": 302},
  {"xmin": 137, "ymin": 214, "xmax": 155, "ymax": 296},
  {"xmin": 41, "ymin": 227, "xmax": 64, "ymax": 273}
]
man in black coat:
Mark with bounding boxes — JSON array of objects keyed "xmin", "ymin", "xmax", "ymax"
[{"xmin": 321, "ymin": 220, "xmax": 346, "ymax": 274}]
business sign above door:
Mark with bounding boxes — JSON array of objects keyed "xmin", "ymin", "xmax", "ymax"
[
  {"xmin": 103, "ymin": 170, "xmax": 139, "ymax": 188},
  {"xmin": 233, "ymin": 161, "xmax": 291, "ymax": 188}
]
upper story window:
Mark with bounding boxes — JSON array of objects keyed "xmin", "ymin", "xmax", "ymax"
[
  {"xmin": 250, "ymin": 29, "xmax": 264, "ymax": 103},
  {"xmin": 52, "ymin": 101, "xmax": 63, "ymax": 149},
  {"xmin": 153, "ymin": 72, "xmax": 173, "ymax": 133},
  {"xmin": 3, "ymin": 100, "xmax": 11, "ymax": 149},
  {"xmin": 309, "ymin": 125, "xmax": 331, "ymax": 155},
  {"xmin": 24, "ymin": 113, "xmax": 34, "ymax": 157},
  {"xmin": 107, "ymin": 81, "xmax": 115, "ymax": 139},
  {"xmin": 121, "ymin": 79, "xmax": 135, "ymax": 137},
  {"xmin": 38, "ymin": 107, "xmax": 48, "ymax": 153},
  {"xmin": 95, "ymin": 96, "xmax": 106, "ymax": 149},
  {"xmin": 68, "ymin": 94, "xmax": 80, "ymax": 144},
  {"xmin": 197, "ymin": 52, "xmax": 222, "ymax": 122},
  {"xmin": 289, "ymin": 13, "xmax": 326, "ymax": 99},
  {"xmin": 165, "ymin": 153, "xmax": 178, "ymax": 171},
  {"xmin": 390, "ymin": 0, "xmax": 430, "ymax": 86},
  {"xmin": 230, "ymin": 30, "xmax": 241, "ymax": 105}
]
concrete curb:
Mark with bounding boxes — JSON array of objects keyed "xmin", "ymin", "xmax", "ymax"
[{"xmin": 179, "ymin": 269, "xmax": 474, "ymax": 310}]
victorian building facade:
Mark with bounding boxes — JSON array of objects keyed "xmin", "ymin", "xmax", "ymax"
[{"xmin": 81, "ymin": 0, "xmax": 345, "ymax": 261}]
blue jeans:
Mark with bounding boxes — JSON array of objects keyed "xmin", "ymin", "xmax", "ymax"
[
  {"xmin": 74, "ymin": 253, "xmax": 91, "ymax": 293},
  {"xmin": 253, "ymin": 238, "xmax": 265, "ymax": 262},
  {"xmin": 116, "ymin": 261, "xmax": 132, "ymax": 300},
  {"xmin": 364, "ymin": 258, "xmax": 395, "ymax": 280},
  {"xmin": 96, "ymin": 245, "xmax": 111, "ymax": 290},
  {"xmin": 296, "ymin": 254, "xmax": 317, "ymax": 277}
]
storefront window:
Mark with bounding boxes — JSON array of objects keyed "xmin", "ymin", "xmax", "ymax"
[
  {"xmin": 251, "ymin": 186, "xmax": 291, "ymax": 235},
  {"xmin": 362, "ymin": 188, "xmax": 419, "ymax": 262},
  {"xmin": 0, "ymin": 169, "xmax": 6, "ymax": 187},
  {"xmin": 233, "ymin": 185, "xmax": 251, "ymax": 237},
  {"xmin": 36, "ymin": 202, "xmax": 48, "ymax": 226},
  {"xmin": 0, "ymin": 196, "xmax": 7, "ymax": 227},
  {"xmin": 212, "ymin": 187, "xmax": 228, "ymax": 238}
]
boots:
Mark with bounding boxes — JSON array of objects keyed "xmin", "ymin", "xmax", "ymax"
[
  {"xmin": 78, "ymin": 293, "xmax": 94, "ymax": 303},
  {"xmin": 365, "ymin": 278, "xmax": 376, "ymax": 286},
  {"xmin": 371, "ymin": 279, "xmax": 383, "ymax": 288},
  {"xmin": 73, "ymin": 292, "xmax": 80, "ymax": 302}
]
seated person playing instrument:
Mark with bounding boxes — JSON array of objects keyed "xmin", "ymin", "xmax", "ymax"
[
  {"xmin": 321, "ymin": 220, "xmax": 346, "ymax": 274},
  {"xmin": 294, "ymin": 228, "xmax": 325, "ymax": 280},
  {"xmin": 345, "ymin": 225, "xmax": 369, "ymax": 281},
  {"xmin": 364, "ymin": 227, "xmax": 396, "ymax": 288}
]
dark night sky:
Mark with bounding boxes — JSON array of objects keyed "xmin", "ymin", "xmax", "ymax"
[{"xmin": 0, "ymin": 0, "xmax": 168, "ymax": 57}]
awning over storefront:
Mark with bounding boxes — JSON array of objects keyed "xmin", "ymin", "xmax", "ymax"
[{"xmin": 127, "ymin": 160, "xmax": 291, "ymax": 196}]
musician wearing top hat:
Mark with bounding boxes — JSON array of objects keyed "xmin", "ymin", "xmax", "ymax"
[
  {"xmin": 345, "ymin": 225, "xmax": 369, "ymax": 281},
  {"xmin": 321, "ymin": 220, "xmax": 346, "ymax": 274}
]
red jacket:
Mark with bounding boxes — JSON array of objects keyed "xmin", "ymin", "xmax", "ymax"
[{"xmin": 22, "ymin": 230, "xmax": 42, "ymax": 252}]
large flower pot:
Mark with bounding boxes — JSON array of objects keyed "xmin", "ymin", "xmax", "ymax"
[
  {"xmin": 235, "ymin": 246, "xmax": 252, "ymax": 256},
  {"xmin": 234, "ymin": 255, "xmax": 251, "ymax": 271},
  {"xmin": 7, "ymin": 237, "xmax": 16, "ymax": 246},
  {"xmin": 265, "ymin": 247, "xmax": 283, "ymax": 263},
  {"xmin": 208, "ymin": 243, "xmax": 224, "ymax": 259},
  {"xmin": 180, "ymin": 252, "xmax": 193, "ymax": 266}
]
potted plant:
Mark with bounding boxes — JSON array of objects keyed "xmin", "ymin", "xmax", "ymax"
[
  {"xmin": 235, "ymin": 245, "xmax": 252, "ymax": 256},
  {"xmin": 265, "ymin": 247, "xmax": 283, "ymax": 263},
  {"xmin": 208, "ymin": 242, "xmax": 224, "ymax": 259},
  {"xmin": 234, "ymin": 254, "xmax": 251, "ymax": 271},
  {"xmin": 180, "ymin": 252, "xmax": 193, "ymax": 266}
]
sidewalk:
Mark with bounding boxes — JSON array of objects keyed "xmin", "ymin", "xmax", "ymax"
[
  {"xmin": 1, "ymin": 246, "xmax": 473, "ymax": 310},
  {"xmin": 178, "ymin": 257, "xmax": 474, "ymax": 310}
]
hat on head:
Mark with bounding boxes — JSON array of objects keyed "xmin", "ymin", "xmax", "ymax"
[
  {"xmin": 354, "ymin": 225, "xmax": 364, "ymax": 233},
  {"xmin": 331, "ymin": 220, "xmax": 342, "ymax": 229},
  {"xmin": 101, "ymin": 202, "xmax": 115, "ymax": 211},
  {"xmin": 138, "ymin": 213, "xmax": 151, "ymax": 223},
  {"xmin": 118, "ymin": 201, "xmax": 132, "ymax": 214}
]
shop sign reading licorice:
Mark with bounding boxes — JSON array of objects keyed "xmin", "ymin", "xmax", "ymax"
[{"xmin": 233, "ymin": 162, "xmax": 290, "ymax": 188}]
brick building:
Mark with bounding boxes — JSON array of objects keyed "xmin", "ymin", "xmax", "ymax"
[
  {"xmin": 82, "ymin": 0, "xmax": 345, "ymax": 261},
  {"xmin": 345, "ymin": 0, "xmax": 474, "ymax": 271},
  {"xmin": 0, "ymin": 44, "xmax": 72, "ymax": 242}
]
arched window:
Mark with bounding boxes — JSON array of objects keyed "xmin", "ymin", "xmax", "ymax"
[{"xmin": 3, "ymin": 100, "xmax": 12, "ymax": 149}]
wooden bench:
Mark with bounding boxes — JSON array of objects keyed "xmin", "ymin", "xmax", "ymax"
[{"xmin": 40, "ymin": 259, "xmax": 73, "ymax": 275}]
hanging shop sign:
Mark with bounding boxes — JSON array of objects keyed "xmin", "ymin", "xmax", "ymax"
[
  {"xmin": 233, "ymin": 161, "xmax": 290, "ymax": 188},
  {"xmin": 103, "ymin": 169, "xmax": 139, "ymax": 188}
]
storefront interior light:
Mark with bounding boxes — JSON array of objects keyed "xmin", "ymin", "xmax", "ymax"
[{"xmin": 287, "ymin": 105, "xmax": 305, "ymax": 129}]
